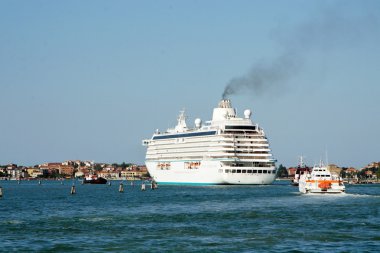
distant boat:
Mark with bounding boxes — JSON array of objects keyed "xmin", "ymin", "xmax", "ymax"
[
  {"xmin": 291, "ymin": 156, "xmax": 311, "ymax": 186},
  {"xmin": 299, "ymin": 163, "xmax": 345, "ymax": 194},
  {"xmin": 83, "ymin": 175, "xmax": 107, "ymax": 184}
]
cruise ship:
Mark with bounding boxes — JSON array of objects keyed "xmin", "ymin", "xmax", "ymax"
[{"xmin": 142, "ymin": 99, "xmax": 277, "ymax": 185}]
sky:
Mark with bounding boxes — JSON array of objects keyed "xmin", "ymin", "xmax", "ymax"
[{"xmin": 0, "ymin": 0, "xmax": 379, "ymax": 168}]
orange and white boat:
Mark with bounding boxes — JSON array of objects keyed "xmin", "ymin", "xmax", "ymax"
[{"xmin": 299, "ymin": 164, "xmax": 345, "ymax": 194}]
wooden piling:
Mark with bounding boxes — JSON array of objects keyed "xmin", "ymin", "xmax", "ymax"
[
  {"xmin": 119, "ymin": 182, "xmax": 124, "ymax": 193},
  {"xmin": 0, "ymin": 186, "xmax": 3, "ymax": 198},
  {"xmin": 150, "ymin": 180, "xmax": 158, "ymax": 190},
  {"xmin": 70, "ymin": 185, "xmax": 76, "ymax": 194}
]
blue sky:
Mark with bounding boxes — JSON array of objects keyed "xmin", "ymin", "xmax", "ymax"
[{"xmin": 1, "ymin": 0, "xmax": 379, "ymax": 168}]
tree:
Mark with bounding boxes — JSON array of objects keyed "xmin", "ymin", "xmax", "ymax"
[
  {"xmin": 357, "ymin": 169, "xmax": 366, "ymax": 179},
  {"xmin": 94, "ymin": 164, "xmax": 102, "ymax": 171},
  {"xmin": 277, "ymin": 164, "xmax": 288, "ymax": 178},
  {"xmin": 376, "ymin": 165, "xmax": 380, "ymax": 182},
  {"xmin": 121, "ymin": 162, "xmax": 128, "ymax": 170}
]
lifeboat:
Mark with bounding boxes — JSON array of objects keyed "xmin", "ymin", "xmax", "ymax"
[{"xmin": 318, "ymin": 181, "xmax": 332, "ymax": 190}]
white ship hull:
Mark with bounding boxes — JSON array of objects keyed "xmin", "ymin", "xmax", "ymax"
[
  {"xmin": 298, "ymin": 165, "xmax": 345, "ymax": 194},
  {"xmin": 299, "ymin": 180, "xmax": 345, "ymax": 194},
  {"xmin": 146, "ymin": 161, "xmax": 276, "ymax": 185}
]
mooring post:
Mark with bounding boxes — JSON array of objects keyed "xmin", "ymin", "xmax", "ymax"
[
  {"xmin": 70, "ymin": 185, "xmax": 76, "ymax": 195},
  {"xmin": 151, "ymin": 180, "xmax": 158, "ymax": 190},
  {"xmin": 119, "ymin": 182, "xmax": 124, "ymax": 193}
]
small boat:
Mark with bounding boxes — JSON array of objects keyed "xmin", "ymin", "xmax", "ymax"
[
  {"xmin": 83, "ymin": 175, "xmax": 107, "ymax": 184},
  {"xmin": 299, "ymin": 163, "xmax": 345, "ymax": 194}
]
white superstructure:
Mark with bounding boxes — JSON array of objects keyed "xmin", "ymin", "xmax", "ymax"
[
  {"xmin": 299, "ymin": 164, "xmax": 345, "ymax": 194},
  {"xmin": 142, "ymin": 99, "xmax": 277, "ymax": 185}
]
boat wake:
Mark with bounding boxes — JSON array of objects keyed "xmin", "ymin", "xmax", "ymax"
[
  {"xmin": 78, "ymin": 217, "xmax": 113, "ymax": 222},
  {"xmin": 299, "ymin": 192, "xmax": 380, "ymax": 198},
  {"xmin": 342, "ymin": 193, "xmax": 380, "ymax": 198}
]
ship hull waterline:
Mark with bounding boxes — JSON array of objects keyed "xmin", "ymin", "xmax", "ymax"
[{"xmin": 146, "ymin": 161, "xmax": 276, "ymax": 185}]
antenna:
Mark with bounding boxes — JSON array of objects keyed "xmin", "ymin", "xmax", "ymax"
[{"xmin": 298, "ymin": 155, "xmax": 305, "ymax": 168}]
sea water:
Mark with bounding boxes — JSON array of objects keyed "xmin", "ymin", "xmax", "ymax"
[{"xmin": 0, "ymin": 180, "xmax": 379, "ymax": 252}]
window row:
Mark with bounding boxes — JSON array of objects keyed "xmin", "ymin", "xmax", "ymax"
[{"xmin": 223, "ymin": 169, "xmax": 276, "ymax": 174}]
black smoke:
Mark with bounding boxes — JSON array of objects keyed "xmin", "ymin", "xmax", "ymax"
[
  {"xmin": 222, "ymin": 3, "xmax": 380, "ymax": 99},
  {"xmin": 222, "ymin": 52, "xmax": 300, "ymax": 99}
]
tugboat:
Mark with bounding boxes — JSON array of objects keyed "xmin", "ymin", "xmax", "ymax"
[
  {"xmin": 299, "ymin": 162, "xmax": 345, "ymax": 194},
  {"xmin": 291, "ymin": 156, "xmax": 311, "ymax": 186},
  {"xmin": 83, "ymin": 174, "xmax": 107, "ymax": 184}
]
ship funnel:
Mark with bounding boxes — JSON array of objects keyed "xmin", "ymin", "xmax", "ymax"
[
  {"xmin": 212, "ymin": 99, "xmax": 236, "ymax": 121},
  {"xmin": 218, "ymin": 99, "xmax": 232, "ymax": 108}
]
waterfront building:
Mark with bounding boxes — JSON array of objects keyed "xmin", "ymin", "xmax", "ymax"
[
  {"xmin": 98, "ymin": 170, "xmax": 121, "ymax": 179},
  {"xmin": 27, "ymin": 168, "xmax": 43, "ymax": 178},
  {"xmin": 58, "ymin": 165, "xmax": 75, "ymax": 177},
  {"xmin": 121, "ymin": 170, "xmax": 146, "ymax": 179},
  {"xmin": 327, "ymin": 164, "xmax": 342, "ymax": 176},
  {"xmin": 287, "ymin": 167, "xmax": 297, "ymax": 177}
]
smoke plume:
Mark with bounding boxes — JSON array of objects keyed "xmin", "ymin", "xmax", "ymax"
[
  {"xmin": 222, "ymin": 3, "xmax": 380, "ymax": 99},
  {"xmin": 222, "ymin": 52, "xmax": 300, "ymax": 99}
]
